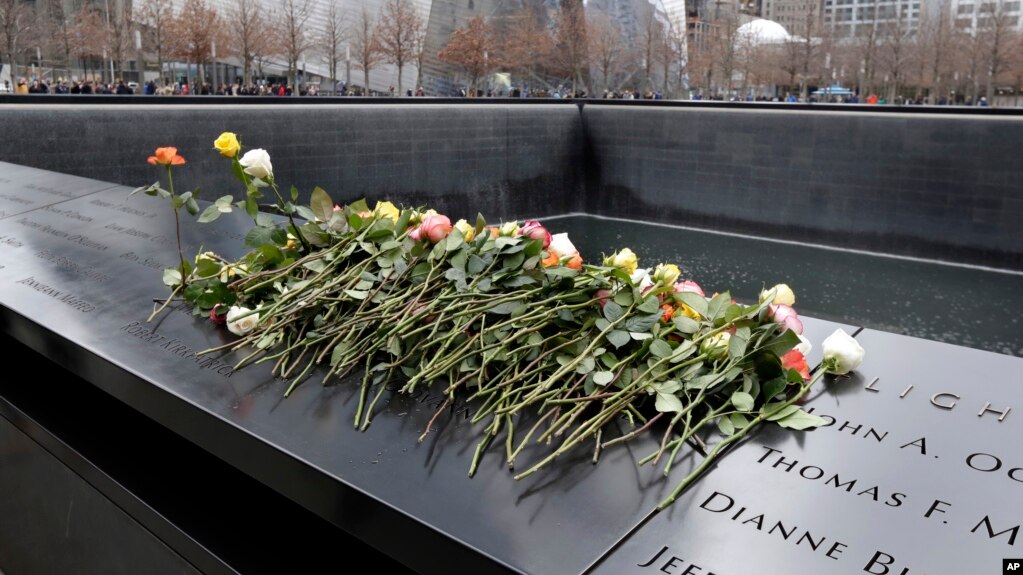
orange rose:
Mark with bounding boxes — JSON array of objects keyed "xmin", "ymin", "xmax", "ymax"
[
  {"xmin": 541, "ymin": 251, "xmax": 560, "ymax": 267},
  {"xmin": 660, "ymin": 304, "xmax": 675, "ymax": 323},
  {"xmin": 148, "ymin": 147, "xmax": 186, "ymax": 166},
  {"xmin": 566, "ymin": 255, "xmax": 583, "ymax": 270}
]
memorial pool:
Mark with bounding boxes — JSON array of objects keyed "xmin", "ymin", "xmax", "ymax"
[{"xmin": 547, "ymin": 214, "xmax": 1023, "ymax": 357}]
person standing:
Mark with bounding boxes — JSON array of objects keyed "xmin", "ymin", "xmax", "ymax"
[{"xmin": 15, "ymin": 78, "xmax": 28, "ymax": 94}]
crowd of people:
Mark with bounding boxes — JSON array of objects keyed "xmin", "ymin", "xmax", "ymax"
[{"xmin": 0, "ymin": 76, "xmax": 998, "ymax": 106}]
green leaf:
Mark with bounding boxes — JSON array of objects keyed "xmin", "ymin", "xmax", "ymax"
[
  {"xmin": 728, "ymin": 333, "xmax": 748, "ymax": 359},
  {"xmin": 195, "ymin": 258, "xmax": 220, "ymax": 278},
  {"xmin": 761, "ymin": 377, "xmax": 787, "ymax": 401},
  {"xmin": 637, "ymin": 296, "xmax": 661, "ymax": 314},
  {"xmin": 765, "ymin": 404, "xmax": 800, "ymax": 421},
  {"xmin": 613, "ymin": 290, "xmax": 634, "ymax": 306},
  {"xmin": 294, "ymin": 205, "xmax": 317, "ymax": 222},
  {"xmin": 467, "ymin": 254, "xmax": 486, "ymax": 275},
  {"xmin": 731, "ymin": 391, "xmax": 755, "ymax": 412},
  {"xmin": 730, "ymin": 413, "xmax": 750, "ymax": 430},
  {"xmin": 244, "ymin": 226, "xmax": 274, "ymax": 248},
  {"xmin": 649, "ymin": 339, "xmax": 673, "ymax": 358},
  {"xmin": 707, "ymin": 292, "xmax": 732, "ymax": 321},
  {"xmin": 488, "ymin": 300, "xmax": 523, "ymax": 315},
  {"xmin": 575, "ymin": 355, "xmax": 595, "ymax": 375},
  {"xmin": 244, "ymin": 197, "xmax": 258, "ymax": 218},
  {"xmin": 606, "ymin": 330, "xmax": 630, "ymax": 349},
  {"xmin": 162, "ymin": 268, "xmax": 182, "ymax": 287},
  {"xmin": 687, "ymin": 366, "xmax": 742, "ymax": 390},
  {"xmin": 672, "ymin": 315, "xmax": 700, "ymax": 334},
  {"xmin": 303, "ymin": 259, "xmax": 327, "ymax": 273},
  {"xmin": 185, "ymin": 197, "xmax": 200, "ymax": 216},
  {"xmin": 669, "ymin": 340, "xmax": 697, "ymax": 363},
  {"xmin": 655, "ymin": 392, "xmax": 684, "ymax": 413},
  {"xmin": 270, "ymin": 227, "xmax": 289, "ymax": 246},
  {"xmin": 625, "ymin": 312, "xmax": 661, "ymax": 333},
  {"xmin": 775, "ymin": 409, "xmax": 828, "ymax": 430},
  {"xmin": 603, "ymin": 301, "xmax": 625, "ymax": 322},
  {"xmin": 761, "ymin": 329, "xmax": 802, "ymax": 358},
  {"xmin": 232, "ymin": 158, "xmax": 247, "ymax": 183},
  {"xmin": 344, "ymin": 289, "xmax": 369, "ymax": 300},
  {"xmin": 198, "ymin": 205, "xmax": 222, "ymax": 224},
  {"xmin": 717, "ymin": 415, "xmax": 735, "ymax": 436},
  {"xmin": 310, "ymin": 187, "xmax": 333, "ymax": 221},
  {"xmin": 674, "ymin": 291, "xmax": 708, "ymax": 317},
  {"xmin": 593, "ymin": 371, "xmax": 615, "ymax": 386}
]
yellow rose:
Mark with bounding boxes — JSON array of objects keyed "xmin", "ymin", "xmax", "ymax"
[
  {"xmin": 453, "ymin": 219, "xmax": 475, "ymax": 242},
  {"xmin": 700, "ymin": 332, "xmax": 731, "ymax": 360},
  {"xmin": 213, "ymin": 132, "xmax": 241, "ymax": 158},
  {"xmin": 374, "ymin": 201, "xmax": 400, "ymax": 223},
  {"xmin": 759, "ymin": 283, "xmax": 796, "ymax": 306},
  {"xmin": 677, "ymin": 303, "xmax": 702, "ymax": 321},
  {"xmin": 653, "ymin": 263, "xmax": 681, "ymax": 285},
  {"xmin": 603, "ymin": 248, "xmax": 638, "ymax": 275},
  {"xmin": 499, "ymin": 221, "xmax": 520, "ymax": 237}
]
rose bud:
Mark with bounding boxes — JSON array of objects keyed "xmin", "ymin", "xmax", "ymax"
[
  {"xmin": 822, "ymin": 329, "xmax": 865, "ymax": 375},
  {"xmin": 519, "ymin": 220, "xmax": 552, "ymax": 248}
]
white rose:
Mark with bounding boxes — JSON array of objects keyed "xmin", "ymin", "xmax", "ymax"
[
  {"xmin": 795, "ymin": 334, "xmax": 813, "ymax": 356},
  {"xmin": 549, "ymin": 233, "xmax": 578, "ymax": 258},
  {"xmin": 239, "ymin": 148, "xmax": 273, "ymax": 180},
  {"xmin": 226, "ymin": 305, "xmax": 260, "ymax": 336},
  {"xmin": 760, "ymin": 283, "xmax": 796, "ymax": 306},
  {"xmin": 629, "ymin": 268, "xmax": 653, "ymax": 290},
  {"xmin": 822, "ymin": 329, "xmax": 865, "ymax": 375}
]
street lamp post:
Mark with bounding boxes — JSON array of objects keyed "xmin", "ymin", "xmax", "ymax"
[{"xmin": 211, "ymin": 40, "xmax": 218, "ymax": 92}]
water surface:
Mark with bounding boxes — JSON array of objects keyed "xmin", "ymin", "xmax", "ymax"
[{"xmin": 545, "ymin": 214, "xmax": 1023, "ymax": 357}]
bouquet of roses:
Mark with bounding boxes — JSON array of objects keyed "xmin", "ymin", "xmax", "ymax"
[{"xmin": 135, "ymin": 133, "xmax": 865, "ymax": 508}]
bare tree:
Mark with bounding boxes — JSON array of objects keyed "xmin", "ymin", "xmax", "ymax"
[
  {"xmin": 876, "ymin": 4, "xmax": 915, "ymax": 101},
  {"xmin": 412, "ymin": 10, "xmax": 427, "ymax": 91},
  {"xmin": 171, "ymin": 0, "xmax": 220, "ymax": 86},
  {"xmin": 501, "ymin": 5, "xmax": 554, "ymax": 93},
  {"xmin": 138, "ymin": 0, "xmax": 175, "ymax": 84},
  {"xmin": 637, "ymin": 11, "xmax": 663, "ymax": 93},
  {"xmin": 438, "ymin": 15, "xmax": 495, "ymax": 96},
  {"xmin": 277, "ymin": 0, "xmax": 312, "ymax": 90},
  {"xmin": 778, "ymin": 2, "xmax": 821, "ymax": 99},
  {"xmin": 0, "ymin": 0, "xmax": 34, "ymax": 80},
  {"xmin": 227, "ymin": 0, "xmax": 271, "ymax": 86},
  {"xmin": 714, "ymin": 14, "xmax": 740, "ymax": 96},
  {"xmin": 916, "ymin": 1, "xmax": 958, "ymax": 102},
  {"xmin": 976, "ymin": 0, "xmax": 1018, "ymax": 101},
  {"xmin": 588, "ymin": 11, "xmax": 623, "ymax": 94},
  {"xmin": 351, "ymin": 6, "xmax": 383, "ymax": 95},
  {"xmin": 735, "ymin": 21, "xmax": 762, "ymax": 97},
  {"xmin": 552, "ymin": 0, "xmax": 589, "ymax": 95},
  {"xmin": 316, "ymin": 0, "xmax": 346, "ymax": 93},
  {"xmin": 376, "ymin": 0, "xmax": 422, "ymax": 96},
  {"xmin": 43, "ymin": 0, "xmax": 75, "ymax": 81},
  {"xmin": 851, "ymin": 4, "xmax": 881, "ymax": 97},
  {"xmin": 107, "ymin": 0, "xmax": 133, "ymax": 80}
]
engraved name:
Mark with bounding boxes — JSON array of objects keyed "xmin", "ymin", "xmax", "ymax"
[
  {"xmin": 16, "ymin": 276, "xmax": 95, "ymax": 312},
  {"xmin": 16, "ymin": 218, "xmax": 109, "ymax": 251},
  {"xmin": 90, "ymin": 198, "xmax": 157, "ymax": 219},
  {"xmin": 35, "ymin": 249, "xmax": 112, "ymax": 283}
]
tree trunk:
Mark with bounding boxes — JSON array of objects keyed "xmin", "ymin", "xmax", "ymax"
[
  {"xmin": 396, "ymin": 62, "xmax": 403, "ymax": 96},
  {"xmin": 364, "ymin": 68, "xmax": 370, "ymax": 96}
]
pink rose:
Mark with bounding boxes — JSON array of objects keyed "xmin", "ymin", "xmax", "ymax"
[
  {"xmin": 519, "ymin": 220, "xmax": 552, "ymax": 248},
  {"xmin": 674, "ymin": 280, "xmax": 705, "ymax": 297},
  {"xmin": 770, "ymin": 304, "xmax": 804, "ymax": 335},
  {"xmin": 418, "ymin": 214, "xmax": 452, "ymax": 243},
  {"xmin": 209, "ymin": 304, "xmax": 227, "ymax": 325},
  {"xmin": 594, "ymin": 289, "xmax": 612, "ymax": 310},
  {"xmin": 408, "ymin": 226, "xmax": 422, "ymax": 241}
]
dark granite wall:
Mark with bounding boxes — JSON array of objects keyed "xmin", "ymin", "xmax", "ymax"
[
  {"xmin": 0, "ymin": 103, "xmax": 583, "ymax": 221},
  {"xmin": 2, "ymin": 101, "xmax": 1022, "ymax": 268},
  {"xmin": 582, "ymin": 105, "xmax": 1023, "ymax": 268}
]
